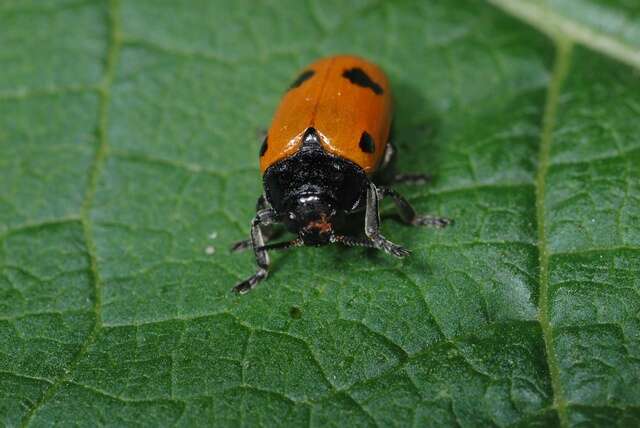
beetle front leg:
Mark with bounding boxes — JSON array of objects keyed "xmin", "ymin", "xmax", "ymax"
[
  {"xmin": 377, "ymin": 186, "xmax": 452, "ymax": 228},
  {"xmin": 233, "ymin": 208, "xmax": 278, "ymax": 294},
  {"xmin": 231, "ymin": 195, "xmax": 273, "ymax": 252},
  {"xmin": 230, "ymin": 225, "xmax": 282, "ymax": 253},
  {"xmin": 364, "ymin": 182, "xmax": 410, "ymax": 257}
]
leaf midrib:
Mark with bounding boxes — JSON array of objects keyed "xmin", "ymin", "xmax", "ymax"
[{"xmin": 535, "ymin": 37, "xmax": 573, "ymax": 428}]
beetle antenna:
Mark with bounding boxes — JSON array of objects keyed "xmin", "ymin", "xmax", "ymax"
[
  {"xmin": 256, "ymin": 238, "xmax": 303, "ymax": 252},
  {"xmin": 331, "ymin": 235, "xmax": 377, "ymax": 248}
]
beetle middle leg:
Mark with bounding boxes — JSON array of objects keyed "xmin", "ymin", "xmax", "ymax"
[
  {"xmin": 232, "ymin": 207, "xmax": 278, "ymax": 294},
  {"xmin": 377, "ymin": 186, "xmax": 452, "ymax": 228}
]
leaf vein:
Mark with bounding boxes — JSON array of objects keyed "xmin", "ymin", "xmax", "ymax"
[
  {"xmin": 535, "ymin": 38, "xmax": 573, "ymax": 428},
  {"xmin": 489, "ymin": 0, "xmax": 640, "ymax": 70},
  {"xmin": 18, "ymin": 1, "xmax": 123, "ymax": 425}
]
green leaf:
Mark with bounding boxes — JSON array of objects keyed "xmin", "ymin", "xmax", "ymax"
[{"xmin": 1, "ymin": 0, "xmax": 639, "ymax": 426}]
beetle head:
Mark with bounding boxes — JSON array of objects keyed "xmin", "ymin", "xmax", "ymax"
[{"xmin": 289, "ymin": 195, "xmax": 336, "ymax": 246}]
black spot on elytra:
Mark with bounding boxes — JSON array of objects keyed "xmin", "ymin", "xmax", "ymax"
[
  {"xmin": 342, "ymin": 67, "xmax": 383, "ymax": 95},
  {"xmin": 259, "ymin": 136, "xmax": 268, "ymax": 156},
  {"xmin": 289, "ymin": 70, "xmax": 315, "ymax": 89},
  {"xmin": 359, "ymin": 131, "xmax": 375, "ymax": 153}
]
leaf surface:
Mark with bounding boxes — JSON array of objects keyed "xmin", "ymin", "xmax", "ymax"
[{"xmin": 1, "ymin": 0, "xmax": 639, "ymax": 426}]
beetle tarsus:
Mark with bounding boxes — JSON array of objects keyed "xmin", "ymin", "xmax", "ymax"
[
  {"xmin": 367, "ymin": 233, "xmax": 411, "ymax": 258},
  {"xmin": 378, "ymin": 239, "xmax": 411, "ymax": 257},
  {"xmin": 230, "ymin": 239, "xmax": 252, "ymax": 252},
  {"xmin": 233, "ymin": 269, "xmax": 268, "ymax": 294},
  {"xmin": 377, "ymin": 186, "xmax": 451, "ymax": 229}
]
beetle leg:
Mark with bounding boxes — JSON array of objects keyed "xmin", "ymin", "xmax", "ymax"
[
  {"xmin": 230, "ymin": 239, "xmax": 253, "ymax": 252},
  {"xmin": 230, "ymin": 195, "xmax": 280, "ymax": 252},
  {"xmin": 377, "ymin": 186, "xmax": 452, "ymax": 228},
  {"xmin": 378, "ymin": 141, "xmax": 395, "ymax": 172},
  {"xmin": 230, "ymin": 226, "xmax": 283, "ymax": 253},
  {"xmin": 233, "ymin": 208, "xmax": 278, "ymax": 294},
  {"xmin": 364, "ymin": 182, "xmax": 410, "ymax": 257}
]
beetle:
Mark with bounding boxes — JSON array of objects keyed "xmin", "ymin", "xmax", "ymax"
[{"xmin": 231, "ymin": 55, "xmax": 452, "ymax": 294}]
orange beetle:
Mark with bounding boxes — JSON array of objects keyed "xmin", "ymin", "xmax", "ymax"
[{"xmin": 232, "ymin": 55, "xmax": 452, "ymax": 294}]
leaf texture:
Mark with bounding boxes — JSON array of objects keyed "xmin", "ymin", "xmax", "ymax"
[{"xmin": 0, "ymin": 0, "xmax": 639, "ymax": 426}]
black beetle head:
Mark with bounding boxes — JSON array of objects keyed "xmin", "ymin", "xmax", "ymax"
[{"xmin": 288, "ymin": 195, "xmax": 336, "ymax": 246}]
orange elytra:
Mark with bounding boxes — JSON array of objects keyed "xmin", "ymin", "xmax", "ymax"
[{"xmin": 260, "ymin": 55, "xmax": 392, "ymax": 175}]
